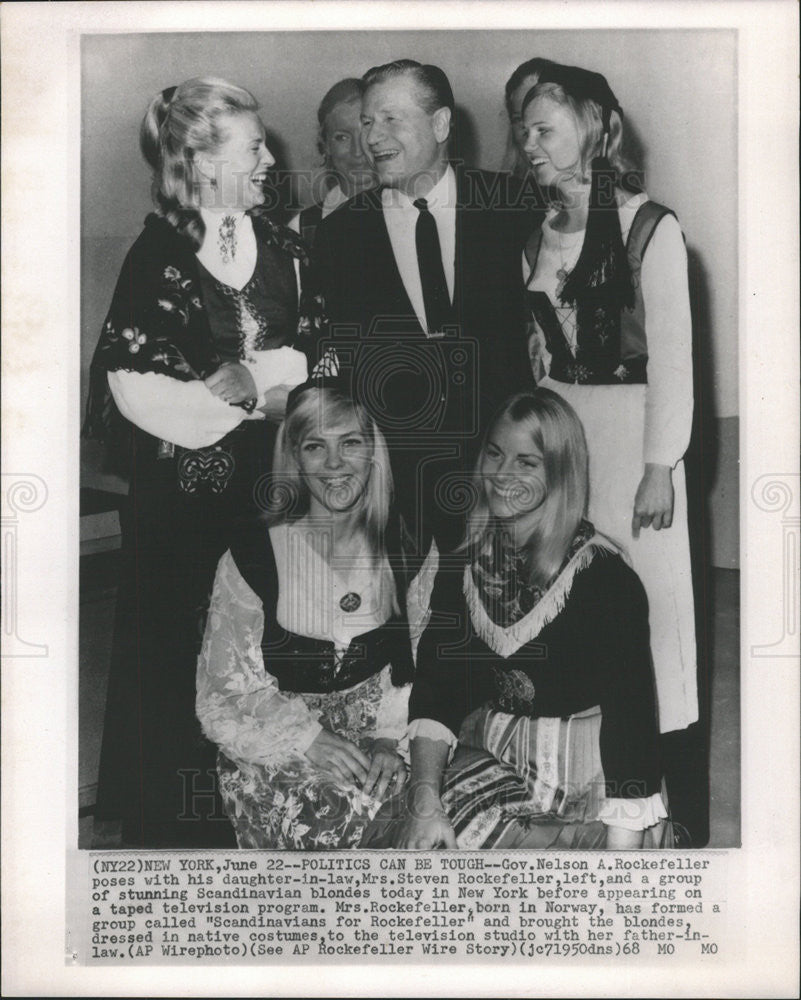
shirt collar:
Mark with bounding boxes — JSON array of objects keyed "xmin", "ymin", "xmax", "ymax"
[{"xmin": 382, "ymin": 163, "xmax": 456, "ymax": 212}]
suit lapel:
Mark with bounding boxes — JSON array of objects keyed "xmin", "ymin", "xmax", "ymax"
[
  {"xmin": 362, "ymin": 187, "xmax": 422, "ymax": 332},
  {"xmin": 453, "ymin": 165, "xmax": 470, "ymax": 318}
]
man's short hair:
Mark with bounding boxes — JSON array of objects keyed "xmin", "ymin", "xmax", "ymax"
[{"xmin": 362, "ymin": 59, "xmax": 455, "ymax": 117}]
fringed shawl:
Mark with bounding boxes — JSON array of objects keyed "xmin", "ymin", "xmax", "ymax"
[{"xmin": 465, "ymin": 524, "xmax": 622, "ymax": 659}]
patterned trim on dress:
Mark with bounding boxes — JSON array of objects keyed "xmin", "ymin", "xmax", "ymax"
[
  {"xmin": 464, "ymin": 533, "xmax": 620, "ymax": 659},
  {"xmin": 209, "ymin": 278, "xmax": 273, "ymax": 361},
  {"xmin": 177, "ymin": 445, "xmax": 236, "ymax": 495}
]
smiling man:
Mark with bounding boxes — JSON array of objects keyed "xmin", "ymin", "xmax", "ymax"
[
  {"xmin": 315, "ymin": 59, "xmax": 541, "ymax": 553},
  {"xmin": 360, "ymin": 63, "xmax": 451, "ymax": 199}
]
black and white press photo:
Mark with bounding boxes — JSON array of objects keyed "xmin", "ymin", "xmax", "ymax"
[
  {"xmin": 78, "ymin": 26, "xmax": 739, "ymax": 854},
  {"xmin": 2, "ymin": 2, "xmax": 798, "ymax": 996}
]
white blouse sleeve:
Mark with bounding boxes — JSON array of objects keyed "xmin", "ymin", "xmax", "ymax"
[
  {"xmin": 241, "ymin": 345, "xmax": 308, "ymax": 407},
  {"xmin": 372, "ymin": 673, "xmax": 412, "ymax": 743},
  {"xmin": 196, "ymin": 551, "xmax": 323, "ymax": 764},
  {"xmin": 406, "ymin": 718, "xmax": 458, "ymax": 750},
  {"xmin": 641, "ymin": 214, "xmax": 694, "ymax": 467},
  {"xmin": 108, "ymin": 370, "xmax": 247, "ymax": 450},
  {"xmin": 597, "ymin": 792, "xmax": 669, "ymax": 831}
]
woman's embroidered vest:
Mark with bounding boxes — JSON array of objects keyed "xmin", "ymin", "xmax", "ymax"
[{"xmin": 526, "ymin": 201, "xmax": 677, "ymax": 385}]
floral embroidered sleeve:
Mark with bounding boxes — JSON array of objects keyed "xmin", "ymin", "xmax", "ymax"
[
  {"xmin": 83, "ymin": 225, "xmax": 246, "ymax": 445},
  {"xmin": 196, "ymin": 550, "xmax": 323, "ymax": 764}
]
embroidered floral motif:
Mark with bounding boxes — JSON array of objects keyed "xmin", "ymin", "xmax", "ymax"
[
  {"xmin": 585, "ymin": 304, "xmax": 619, "ymax": 358},
  {"xmin": 121, "ymin": 327, "xmax": 147, "ymax": 354},
  {"xmin": 91, "ymin": 314, "xmax": 201, "ymax": 382},
  {"xmin": 162, "ymin": 265, "xmax": 193, "ymax": 290},
  {"xmin": 157, "ymin": 296, "xmax": 189, "ymax": 327},
  {"xmin": 564, "ymin": 361, "xmax": 592, "ymax": 384},
  {"xmin": 254, "ymin": 216, "xmax": 311, "ymax": 268},
  {"xmin": 613, "ymin": 363, "xmax": 629, "ymax": 381},
  {"xmin": 156, "ymin": 266, "xmax": 196, "ymax": 328}
]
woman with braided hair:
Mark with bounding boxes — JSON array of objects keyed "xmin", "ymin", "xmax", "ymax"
[{"xmin": 83, "ymin": 77, "xmax": 316, "ymax": 846}]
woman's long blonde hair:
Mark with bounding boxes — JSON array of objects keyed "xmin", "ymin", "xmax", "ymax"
[
  {"xmin": 465, "ymin": 389, "xmax": 589, "ymax": 587},
  {"xmin": 270, "ymin": 386, "xmax": 393, "ymax": 570}
]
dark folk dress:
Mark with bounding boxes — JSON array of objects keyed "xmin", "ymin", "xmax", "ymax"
[
  {"xmin": 408, "ymin": 525, "xmax": 667, "ymax": 848},
  {"xmin": 85, "ymin": 213, "xmax": 317, "ymax": 847}
]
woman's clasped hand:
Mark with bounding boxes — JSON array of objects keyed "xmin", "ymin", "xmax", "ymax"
[
  {"xmin": 305, "ymin": 731, "xmax": 406, "ymax": 800},
  {"xmin": 204, "ymin": 361, "xmax": 258, "ymax": 406}
]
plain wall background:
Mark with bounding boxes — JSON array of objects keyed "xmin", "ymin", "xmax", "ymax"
[{"xmin": 81, "ymin": 28, "xmax": 738, "ymax": 565}]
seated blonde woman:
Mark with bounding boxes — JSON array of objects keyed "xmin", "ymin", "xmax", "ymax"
[
  {"xmin": 197, "ymin": 377, "xmax": 429, "ymax": 849},
  {"xmin": 369, "ymin": 389, "xmax": 668, "ymax": 851}
]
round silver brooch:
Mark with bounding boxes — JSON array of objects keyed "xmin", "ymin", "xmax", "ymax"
[{"xmin": 339, "ymin": 592, "xmax": 361, "ymax": 613}]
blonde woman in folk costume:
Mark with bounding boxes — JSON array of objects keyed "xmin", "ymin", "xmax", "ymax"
[
  {"xmin": 83, "ymin": 77, "xmax": 313, "ymax": 847},
  {"xmin": 520, "ymin": 63, "xmax": 702, "ymax": 841},
  {"xmin": 197, "ymin": 378, "xmax": 433, "ymax": 849},
  {"xmin": 373, "ymin": 390, "xmax": 667, "ymax": 851}
]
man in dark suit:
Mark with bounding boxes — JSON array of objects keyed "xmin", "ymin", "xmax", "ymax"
[{"xmin": 314, "ymin": 59, "xmax": 540, "ymax": 552}]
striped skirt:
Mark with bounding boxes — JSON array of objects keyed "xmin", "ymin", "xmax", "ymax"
[
  {"xmin": 442, "ymin": 705, "xmax": 609, "ymax": 849},
  {"xmin": 442, "ymin": 706, "xmax": 669, "ymax": 849}
]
